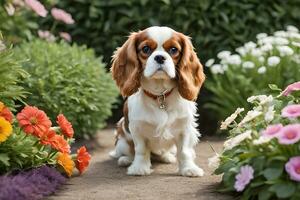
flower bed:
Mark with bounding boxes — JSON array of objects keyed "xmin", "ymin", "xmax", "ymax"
[{"xmin": 211, "ymin": 82, "xmax": 300, "ymax": 199}]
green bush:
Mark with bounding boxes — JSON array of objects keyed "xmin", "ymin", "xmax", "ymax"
[
  {"xmin": 0, "ymin": 35, "xmax": 28, "ymax": 109},
  {"xmin": 13, "ymin": 39, "xmax": 118, "ymax": 138},
  {"xmin": 52, "ymin": 0, "xmax": 300, "ymax": 63},
  {"xmin": 205, "ymin": 26, "xmax": 300, "ymax": 122}
]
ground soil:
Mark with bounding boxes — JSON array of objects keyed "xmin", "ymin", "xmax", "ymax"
[{"xmin": 48, "ymin": 129, "xmax": 234, "ymax": 200}]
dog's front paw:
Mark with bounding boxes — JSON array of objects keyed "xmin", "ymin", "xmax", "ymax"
[
  {"xmin": 127, "ymin": 163, "xmax": 153, "ymax": 176},
  {"xmin": 180, "ymin": 164, "xmax": 204, "ymax": 177},
  {"xmin": 118, "ymin": 156, "xmax": 133, "ymax": 167}
]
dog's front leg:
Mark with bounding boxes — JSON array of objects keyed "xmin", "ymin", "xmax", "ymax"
[
  {"xmin": 127, "ymin": 132, "xmax": 152, "ymax": 176},
  {"xmin": 176, "ymin": 133, "xmax": 204, "ymax": 177}
]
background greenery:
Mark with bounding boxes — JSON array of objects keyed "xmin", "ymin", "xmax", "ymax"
[
  {"xmin": 52, "ymin": 0, "xmax": 300, "ymax": 64},
  {"xmin": 13, "ymin": 40, "xmax": 118, "ymax": 138}
]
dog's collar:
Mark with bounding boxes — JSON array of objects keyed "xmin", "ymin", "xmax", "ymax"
[{"xmin": 143, "ymin": 88, "xmax": 174, "ymax": 109}]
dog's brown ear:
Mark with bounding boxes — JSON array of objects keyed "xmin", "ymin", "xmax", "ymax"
[
  {"xmin": 111, "ymin": 32, "xmax": 142, "ymax": 97},
  {"xmin": 176, "ymin": 33, "xmax": 205, "ymax": 101}
]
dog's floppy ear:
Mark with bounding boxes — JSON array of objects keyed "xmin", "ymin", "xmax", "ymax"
[
  {"xmin": 111, "ymin": 32, "xmax": 142, "ymax": 97},
  {"xmin": 177, "ymin": 33, "xmax": 205, "ymax": 101}
]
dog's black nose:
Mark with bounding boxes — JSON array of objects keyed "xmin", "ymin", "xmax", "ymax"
[{"xmin": 154, "ymin": 55, "xmax": 165, "ymax": 64}]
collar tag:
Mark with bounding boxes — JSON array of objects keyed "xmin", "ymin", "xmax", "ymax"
[{"xmin": 157, "ymin": 92, "xmax": 167, "ymax": 109}]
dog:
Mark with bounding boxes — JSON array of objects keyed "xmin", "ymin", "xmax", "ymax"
[{"xmin": 109, "ymin": 26, "xmax": 205, "ymax": 177}]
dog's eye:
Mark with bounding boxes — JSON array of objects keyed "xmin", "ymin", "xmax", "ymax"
[
  {"xmin": 142, "ymin": 45, "xmax": 151, "ymax": 55},
  {"xmin": 169, "ymin": 47, "xmax": 178, "ymax": 55}
]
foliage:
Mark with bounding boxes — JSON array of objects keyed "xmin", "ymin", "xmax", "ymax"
[
  {"xmin": 0, "ymin": 35, "xmax": 28, "ymax": 109},
  {"xmin": 50, "ymin": 0, "xmax": 300, "ymax": 63},
  {"xmin": 211, "ymin": 83, "xmax": 300, "ymax": 200},
  {"xmin": 0, "ymin": 102, "xmax": 91, "ymax": 176},
  {"xmin": 13, "ymin": 39, "xmax": 118, "ymax": 138},
  {"xmin": 205, "ymin": 26, "xmax": 300, "ymax": 122}
]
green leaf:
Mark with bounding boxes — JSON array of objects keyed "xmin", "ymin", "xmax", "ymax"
[
  {"xmin": 268, "ymin": 84, "xmax": 281, "ymax": 91},
  {"xmin": 263, "ymin": 168, "xmax": 283, "ymax": 180},
  {"xmin": 269, "ymin": 182, "xmax": 296, "ymax": 199},
  {"xmin": 0, "ymin": 153, "xmax": 10, "ymax": 167}
]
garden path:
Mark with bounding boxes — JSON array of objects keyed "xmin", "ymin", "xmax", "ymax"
[{"xmin": 48, "ymin": 129, "xmax": 233, "ymax": 200}]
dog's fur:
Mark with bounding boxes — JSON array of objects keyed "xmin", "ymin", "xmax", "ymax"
[{"xmin": 109, "ymin": 26, "xmax": 205, "ymax": 176}]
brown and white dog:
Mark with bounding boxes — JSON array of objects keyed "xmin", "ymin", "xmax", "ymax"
[{"xmin": 109, "ymin": 26, "xmax": 205, "ymax": 177}]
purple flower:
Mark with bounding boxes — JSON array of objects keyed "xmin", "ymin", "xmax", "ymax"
[
  {"xmin": 234, "ymin": 165, "xmax": 254, "ymax": 192},
  {"xmin": 282, "ymin": 81, "xmax": 300, "ymax": 96},
  {"xmin": 282, "ymin": 104, "xmax": 300, "ymax": 118},
  {"xmin": 0, "ymin": 165, "xmax": 66, "ymax": 200},
  {"xmin": 277, "ymin": 124, "xmax": 300, "ymax": 145},
  {"xmin": 262, "ymin": 124, "xmax": 283, "ymax": 138},
  {"xmin": 285, "ymin": 156, "xmax": 300, "ymax": 182}
]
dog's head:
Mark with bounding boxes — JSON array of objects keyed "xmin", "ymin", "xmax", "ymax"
[{"xmin": 111, "ymin": 26, "xmax": 205, "ymax": 101}]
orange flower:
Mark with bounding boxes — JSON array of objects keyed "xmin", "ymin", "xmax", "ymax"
[
  {"xmin": 40, "ymin": 129, "xmax": 70, "ymax": 153},
  {"xmin": 16, "ymin": 106, "xmax": 52, "ymax": 137},
  {"xmin": 76, "ymin": 146, "xmax": 91, "ymax": 174},
  {"xmin": 0, "ymin": 102, "xmax": 13, "ymax": 123},
  {"xmin": 56, "ymin": 153, "xmax": 74, "ymax": 177},
  {"xmin": 56, "ymin": 114, "xmax": 74, "ymax": 138}
]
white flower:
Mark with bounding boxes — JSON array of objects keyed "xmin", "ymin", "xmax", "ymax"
[
  {"xmin": 4, "ymin": 3, "xmax": 15, "ymax": 16},
  {"xmin": 238, "ymin": 110, "xmax": 262, "ymax": 126},
  {"xmin": 258, "ymin": 56, "xmax": 265, "ymax": 63},
  {"xmin": 274, "ymin": 30, "xmax": 288, "ymax": 38},
  {"xmin": 253, "ymin": 136, "xmax": 272, "ymax": 145},
  {"xmin": 220, "ymin": 108, "xmax": 245, "ymax": 130},
  {"xmin": 217, "ymin": 51, "xmax": 231, "ymax": 59},
  {"xmin": 264, "ymin": 105, "xmax": 275, "ymax": 122},
  {"xmin": 236, "ymin": 47, "xmax": 247, "ymax": 56},
  {"xmin": 205, "ymin": 58, "xmax": 215, "ymax": 67},
  {"xmin": 277, "ymin": 46, "xmax": 294, "ymax": 56},
  {"xmin": 224, "ymin": 130, "xmax": 252, "ymax": 151},
  {"xmin": 242, "ymin": 61, "xmax": 255, "ymax": 69},
  {"xmin": 257, "ymin": 66, "xmax": 266, "ymax": 74},
  {"xmin": 208, "ymin": 153, "xmax": 220, "ymax": 170},
  {"xmin": 244, "ymin": 41, "xmax": 257, "ymax": 50},
  {"xmin": 0, "ymin": 40, "xmax": 6, "ymax": 51},
  {"xmin": 292, "ymin": 55, "xmax": 300, "ymax": 64},
  {"xmin": 287, "ymin": 32, "xmax": 300, "ymax": 39},
  {"xmin": 227, "ymin": 54, "xmax": 242, "ymax": 65},
  {"xmin": 211, "ymin": 64, "xmax": 224, "ymax": 74},
  {"xmin": 273, "ymin": 37, "xmax": 289, "ymax": 45},
  {"xmin": 258, "ymin": 36, "xmax": 274, "ymax": 45},
  {"xmin": 287, "ymin": 25, "xmax": 299, "ymax": 33},
  {"xmin": 292, "ymin": 41, "xmax": 300, "ymax": 48},
  {"xmin": 247, "ymin": 95, "xmax": 273, "ymax": 105},
  {"xmin": 256, "ymin": 33, "xmax": 268, "ymax": 40},
  {"xmin": 250, "ymin": 48, "xmax": 262, "ymax": 57},
  {"xmin": 267, "ymin": 56, "xmax": 280, "ymax": 66},
  {"xmin": 260, "ymin": 43, "xmax": 273, "ymax": 52}
]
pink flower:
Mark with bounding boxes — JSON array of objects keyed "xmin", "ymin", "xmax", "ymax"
[
  {"xmin": 51, "ymin": 8, "xmax": 74, "ymax": 24},
  {"xmin": 285, "ymin": 156, "xmax": 300, "ymax": 182},
  {"xmin": 59, "ymin": 32, "xmax": 72, "ymax": 42},
  {"xmin": 38, "ymin": 30, "xmax": 55, "ymax": 42},
  {"xmin": 282, "ymin": 104, "xmax": 300, "ymax": 118},
  {"xmin": 234, "ymin": 165, "xmax": 254, "ymax": 192},
  {"xmin": 277, "ymin": 124, "xmax": 300, "ymax": 145},
  {"xmin": 24, "ymin": 0, "xmax": 48, "ymax": 17},
  {"xmin": 283, "ymin": 82, "xmax": 300, "ymax": 96},
  {"xmin": 262, "ymin": 124, "xmax": 283, "ymax": 138}
]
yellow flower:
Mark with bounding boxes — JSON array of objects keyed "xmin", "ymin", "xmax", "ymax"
[
  {"xmin": 0, "ymin": 117, "xmax": 12, "ymax": 143},
  {"xmin": 56, "ymin": 153, "xmax": 75, "ymax": 177},
  {"xmin": 0, "ymin": 102, "xmax": 4, "ymax": 111}
]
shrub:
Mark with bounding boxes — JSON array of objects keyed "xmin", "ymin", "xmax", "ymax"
[
  {"xmin": 0, "ymin": 35, "xmax": 28, "ymax": 109},
  {"xmin": 52, "ymin": 0, "xmax": 300, "ymax": 63},
  {"xmin": 210, "ymin": 82, "xmax": 300, "ymax": 200},
  {"xmin": 13, "ymin": 39, "xmax": 118, "ymax": 138},
  {"xmin": 205, "ymin": 26, "xmax": 300, "ymax": 122}
]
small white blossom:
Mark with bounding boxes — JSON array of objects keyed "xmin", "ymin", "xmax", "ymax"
[
  {"xmin": 247, "ymin": 95, "xmax": 273, "ymax": 105},
  {"xmin": 274, "ymin": 30, "xmax": 288, "ymax": 38},
  {"xmin": 220, "ymin": 108, "xmax": 245, "ymax": 130},
  {"xmin": 258, "ymin": 56, "xmax": 265, "ymax": 63},
  {"xmin": 287, "ymin": 32, "xmax": 300, "ymax": 39},
  {"xmin": 242, "ymin": 61, "xmax": 255, "ymax": 69},
  {"xmin": 211, "ymin": 64, "xmax": 224, "ymax": 74},
  {"xmin": 244, "ymin": 41, "xmax": 257, "ymax": 51},
  {"xmin": 260, "ymin": 43, "xmax": 273, "ymax": 52},
  {"xmin": 292, "ymin": 55, "xmax": 300, "ymax": 64},
  {"xmin": 250, "ymin": 48, "xmax": 262, "ymax": 57},
  {"xmin": 217, "ymin": 51, "xmax": 231, "ymax": 59},
  {"xmin": 0, "ymin": 40, "xmax": 6, "ymax": 51},
  {"xmin": 205, "ymin": 58, "xmax": 215, "ymax": 67},
  {"xmin": 258, "ymin": 36, "xmax": 274, "ymax": 45},
  {"xmin": 267, "ymin": 56, "xmax": 280, "ymax": 67},
  {"xmin": 292, "ymin": 41, "xmax": 300, "ymax": 48},
  {"xmin": 208, "ymin": 153, "xmax": 220, "ymax": 170},
  {"xmin": 238, "ymin": 110, "xmax": 262, "ymax": 126},
  {"xmin": 257, "ymin": 66, "xmax": 266, "ymax": 74},
  {"xmin": 264, "ymin": 105, "xmax": 275, "ymax": 122},
  {"xmin": 253, "ymin": 136, "xmax": 272, "ymax": 145},
  {"xmin": 4, "ymin": 3, "xmax": 15, "ymax": 16},
  {"xmin": 256, "ymin": 33, "xmax": 268, "ymax": 40},
  {"xmin": 287, "ymin": 25, "xmax": 299, "ymax": 33},
  {"xmin": 227, "ymin": 54, "xmax": 242, "ymax": 65},
  {"xmin": 277, "ymin": 45, "xmax": 294, "ymax": 57},
  {"xmin": 224, "ymin": 130, "xmax": 252, "ymax": 151},
  {"xmin": 236, "ymin": 47, "xmax": 247, "ymax": 56},
  {"xmin": 273, "ymin": 37, "xmax": 289, "ymax": 45}
]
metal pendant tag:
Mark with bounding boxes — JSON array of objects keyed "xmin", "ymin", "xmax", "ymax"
[{"xmin": 157, "ymin": 93, "xmax": 166, "ymax": 110}]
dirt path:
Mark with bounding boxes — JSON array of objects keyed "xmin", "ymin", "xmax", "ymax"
[{"xmin": 49, "ymin": 129, "xmax": 233, "ymax": 200}]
